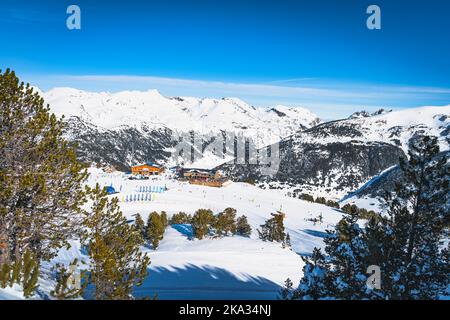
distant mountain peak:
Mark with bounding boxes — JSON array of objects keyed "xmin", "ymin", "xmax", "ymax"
[
  {"xmin": 44, "ymin": 87, "xmax": 321, "ymax": 144},
  {"xmin": 269, "ymin": 108, "xmax": 287, "ymax": 117},
  {"xmin": 349, "ymin": 108, "xmax": 392, "ymax": 119}
]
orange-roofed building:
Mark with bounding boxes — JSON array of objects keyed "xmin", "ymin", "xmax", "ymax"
[{"xmin": 131, "ymin": 162, "xmax": 164, "ymax": 176}]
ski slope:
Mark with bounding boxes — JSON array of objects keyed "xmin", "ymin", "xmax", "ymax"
[
  {"xmin": 86, "ymin": 169, "xmax": 343, "ymax": 299},
  {"xmin": 1, "ymin": 168, "xmax": 344, "ymax": 300}
]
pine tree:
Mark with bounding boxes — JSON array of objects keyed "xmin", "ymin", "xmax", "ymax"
[
  {"xmin": 315, "ymin": 197, "xmax": 327, "ymax": 205},
  {"xmin": 214, "ymin": 207, "xmax": 237, "ymax": 237},
  {"xmin": 191, "ymin": 209, "xmax": 215, "ymax": 240},
  {"xmin": 279, "ymin": 278, "xmax": 294, "ymax": 300},
  {"xmin": 236, "ymin": 215, "xmax": 252, "ymax": 237},
  {"xmin": 0, "ymin": 249, "xmax": 39, "ymax": 298},
  {"xmin": 258, "ymin": 212, "xmax": 286, "ymax": 243},
  {"xmin": 299, "ymin": 194, "xmax": 315, "ymax": 202},
  {"xmin": 134, "ymin": 213, "xmax": 146, "ymax": 239},
  {"xmin": 146, "ymin": 212, "xmax": 166, "ymax": 250},
  {"xmin": 292, "ymin": 135, "xmax": 449, "ymax": 300},
  {"xmin": 373, "ymin": 135, "xmax": 449, "ymax": 299},
  {"xmin": 293, "ymin": 212, "xmax": 371, "ymax": 300},
  {"xmin": 326, "ymin": 200, "xmax": 340, "ymax": 209},
  {"xmin": 284, "ymin": 232, "xmax": 291, "ymax": 248},
  {"xmin": 169, "ymin": 212, "xmax": 191, "ymax": 225},
  {"xmin": 294, "ymin": 248, "xmax": 331, "ymax": 300},
  {"xmin": 341, "ymin": 203, "xmax": 359, "ymax": 215},
  {"xmin": 82, "ymin": 184, "xmax": 150, "ymax": 300},
  {"xmin": 325, "ymin": 212, "xmax": 371, "ymax": 299},
  {"xmin": 0, "ymin": 69, "xmax": 88, "ymax": 265}
]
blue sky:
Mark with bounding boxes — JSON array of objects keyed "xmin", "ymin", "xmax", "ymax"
[{"xmin": 1, "ymin": 0, "xmax": 450, "ymax": 118}]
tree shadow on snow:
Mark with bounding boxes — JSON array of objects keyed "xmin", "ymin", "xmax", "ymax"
[
  {"xmin": 171, "ymin": 224, "xmax": 194, "ymax": 238},
  {"xmin": 133, "ymin": 264, "xmax": 281, "ymax": 300},
  {"xmin": 302, "ymin": 229, "xmax": 329, "ymax": 239}
]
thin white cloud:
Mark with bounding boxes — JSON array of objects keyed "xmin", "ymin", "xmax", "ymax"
[
  {"xmin": 59, "ymin": 74, "xmax": 428, "ymax": 100},
  {"xmin": 22, "ymin": 73, "xmax": 450, "ymax": 119}
]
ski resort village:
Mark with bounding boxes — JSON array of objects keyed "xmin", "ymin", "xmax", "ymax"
[
  {"xmin": 1, "ymin": 77, "xmax": 448, "ymax": 300},
  {"xmin": 2, "ymin": 0, "xmax": 450, "ymax": 307}
]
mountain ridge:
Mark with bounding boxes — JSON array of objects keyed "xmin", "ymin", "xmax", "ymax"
[
  {"xmin": 42, "ymin": 87, "xmax": 449, "ymax": 199},
  {"xmin": 44, "ymin": 87, "xmax": 321, "ymax": 147}
]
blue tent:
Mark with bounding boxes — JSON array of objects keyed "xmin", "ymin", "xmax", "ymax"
[{"xmin": 106, "ymin": 186, "xmax": 116, "ymax": 194}]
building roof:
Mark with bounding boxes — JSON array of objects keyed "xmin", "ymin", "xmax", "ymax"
[
  {"xmin": 132, "ymin": 162, "xmax": 161, "ymax": 168},
  {"xmin": 182, "ymin": 168, "xmax": 216, "ymax": 174},
  {"xmin": 145, "ymin": 161, "xmax": 160, "ymax": 168}
]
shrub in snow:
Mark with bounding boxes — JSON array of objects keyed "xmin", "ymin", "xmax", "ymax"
[
  {"xmin": 326, "ymin": 200, "xmax": 340, "ymax": 209},
  {"xmin": 236, "ymin": 215, "xmax": 252, "ymax": 237},
  {"xmin": 314, "ymin": 197, "xmax": 327, "ymax": 205},
  {"xmin": 258, "ymin": 212, "xmax": 288, "ymax": 246},
  {"xmin": 213, "ymin": 207, "xmax": 237, "ymax": 237},
  {"xmin": 169, "ymin": 212, "xmax": 192, "ymax": 225},
  {"xmin": 299, "ymin": 193, "xmax": 315, "ymax": 202},
  {"xmin": 191, "ymin": 209, "xmax": 215, "ymax": 240},
  {"xmin": 341, "ymin": 203, "xmax": 380, "ymax": 222},
  {"xmin": 134, "ymin": 213, "xmax": 146, "ymax": 239},
  {"xmin": 146, "ymin": 211, "xmax": 166, "ymax": 249}
]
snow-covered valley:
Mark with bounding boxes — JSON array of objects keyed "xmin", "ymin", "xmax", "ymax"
[
  {"xmin": 1, "ymin": 87, "xmax": 448, "ymax": 300},
  {"xmin": 91, "ymin": 169, "xmax": 342, "ymax": 299},
  {"xmin": 1, "ymin": 168, "xmax": 344, "ymax": 300},
  {"xmin": 42, "ymin": 88, "xmax": 450, "ymax": 199}
]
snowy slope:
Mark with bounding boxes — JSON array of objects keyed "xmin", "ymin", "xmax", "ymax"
[
  {"xmin": 1, "ymin": 168, "xmax": 344, "ymax": 299},
  {"xmin": 298, "ymin": 106, "xmax": 450, "ymax": 152},
  {"xmin": 221, "ymin": 105, "xmax": 450, "ymax": 199},
  {"xmin": 81, "ymin": 169, "xmax": 343, "ymax": 299}
]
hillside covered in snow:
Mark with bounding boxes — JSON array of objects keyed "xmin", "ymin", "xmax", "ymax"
[
  {"xmin": 39, "ymin": 87, "xmax": 322, "ymax": 171},
  {"xmin": 42, "ymin": 87, "xmax": 449, "ymax": 201},
  {"xmin": 1, "ymin": 169, "xmax": 344, "ymax": 300},
  {"xmin": 220, "ymin": 105, "xmax": 450, "ymax": 199},
  {"xmin": 2, "ymin": 85, "xmax": 448, "ymax": 301}
]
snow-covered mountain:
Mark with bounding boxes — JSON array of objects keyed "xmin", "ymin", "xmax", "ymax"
[
  {"xmin": 43, "ymin": 87, "xmax": 321, "ymax": 169},
  {"xmin": 43, "ymin": 87, "xmax": 449, "ymax": 199},
  {"xmin": 340, "ymin": 149, "xmax": 450, "ymax": 212},
  {"xmin": 219, "ymin": 105, "xmax": 450, "ymax": 199},
  {"xmin": 44, "ymin": 87, "xmax": 320, "ymax": 144},
  {"xmin": 301, "ymin": 106, "xmax": 450, "ymax": 153}
]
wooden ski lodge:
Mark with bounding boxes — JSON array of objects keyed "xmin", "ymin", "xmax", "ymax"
[
  {"xmin": 131, "ymin": 162, "xmax": 164, "ymax": 176},
  {"xmin": 178, "ymin": 168, "xmax": 229, "ymax": 187}
]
